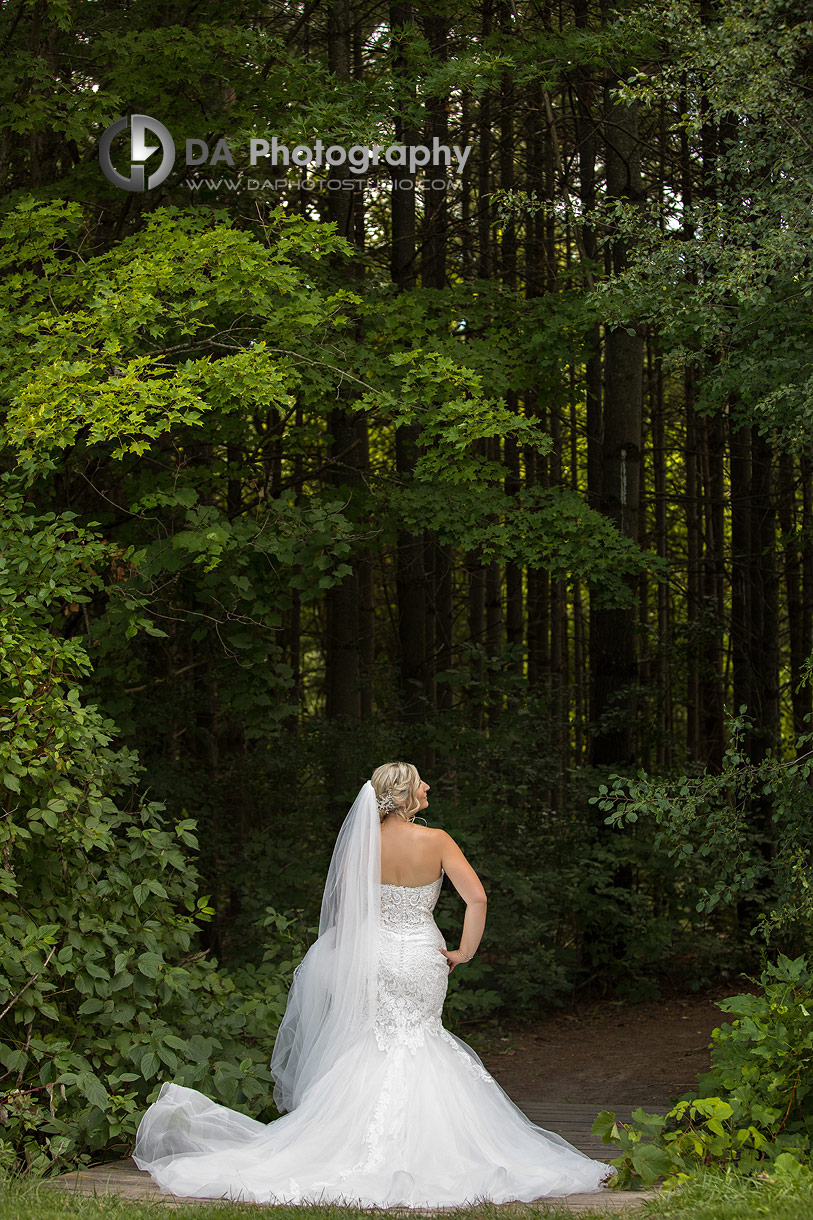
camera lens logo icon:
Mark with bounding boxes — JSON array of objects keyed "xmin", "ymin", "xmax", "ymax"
[{"xmin": 99, "ymin": 114, "xmax": 175, "ymax": 192}]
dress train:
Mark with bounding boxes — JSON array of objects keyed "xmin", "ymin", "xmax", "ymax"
[{"xmin": 133, "ymin": 871, "xmax": 612, "ymax": 1206}]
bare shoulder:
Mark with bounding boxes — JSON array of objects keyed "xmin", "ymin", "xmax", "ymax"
[
  {"xmin": 429, "ymin": 834, "xmax": 480, "ymax": 902},
  {"xmin": 412, "ymin": 823, "xmax": 444, "ymax": 849},
  {"xmin": 432, "ymin": 827, "xmax": 461, "ymax": 852},
  {"xmin": 434, "ymin": 829, "xmax": 487, "ymax": 903},
  {"xmin": 422, "ymin": 825, "xmax": 456, "ymax": 851},
  {"xmin": 433, "ymin": 827, "xmax": 470, "ymax": 864}
]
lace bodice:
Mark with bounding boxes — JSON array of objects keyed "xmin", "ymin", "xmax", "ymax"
[
  {"xmin": 380, "ymin": 870, "xmax": 444, "ymax": 929},
  {"xmin": 376, "ymin": 870, "xmax": 446, "ymax": 1057},
  {"xmin": 374, "ymin": 869, "xmax": 489, "ymax": 1077}
]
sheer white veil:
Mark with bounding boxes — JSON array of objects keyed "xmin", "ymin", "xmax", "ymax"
[{"xmin": 270, "ymin": 780, "xmax": 381, "ymax": 1113}]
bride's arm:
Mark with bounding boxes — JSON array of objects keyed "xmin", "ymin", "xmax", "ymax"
[{"xmin": 436, "ymin": 829, "xmax": 487, "ymax": 969}]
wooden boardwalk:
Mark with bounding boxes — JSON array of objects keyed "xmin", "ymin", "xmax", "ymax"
[{"xmin": 52, "ymin": 1101, "xmax": 658, "ymax": 1214}]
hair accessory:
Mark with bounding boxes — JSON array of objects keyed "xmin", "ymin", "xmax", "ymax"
[{"xmin": 376, "ymin": 789, "xmax": 398, "ymax": 815}]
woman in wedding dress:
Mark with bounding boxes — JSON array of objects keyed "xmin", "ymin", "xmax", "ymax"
[{"xmin": 133, "ymin": 762, "xmax": 613, "ymax": 1206}]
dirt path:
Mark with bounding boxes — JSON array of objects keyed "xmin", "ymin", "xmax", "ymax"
[{"xmin": 474, "ymin": 986, "xmax": 731, "ymax": 1110}]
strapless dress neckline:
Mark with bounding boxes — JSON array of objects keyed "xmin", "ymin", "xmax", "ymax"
[{"xmin": 380, "ymin": 867, "xmax": 444, "ymax": 890}]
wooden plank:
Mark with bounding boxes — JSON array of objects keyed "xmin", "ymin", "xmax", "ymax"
[
  {"xmin": 51, "ymin": 1162, "xmax": 657, "ymax": 1213},
  {"xmin": 51, "ymin": 1101, "xmax": 661, "ymax": 1211},
  {"xmin": 513, "ymin": 1100, "xmax": 664, "ymax": 1163}
]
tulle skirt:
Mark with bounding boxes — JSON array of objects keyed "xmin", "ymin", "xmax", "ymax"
[{"xmin": 133, "ymin": 1023, "xmax": 612, "ymax": 1207}]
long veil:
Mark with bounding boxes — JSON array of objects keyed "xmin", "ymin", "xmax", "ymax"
[{"xmin": 269, "ymin": 780, "xmax": 381, "ymax": 1113}]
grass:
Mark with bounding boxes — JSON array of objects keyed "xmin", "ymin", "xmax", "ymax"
[
  {"xmin": 642, "ymin": 1166, "xmax": 813, "ymax": 1220},
  {"xmin": 0, "ymin": 1177, "xmax": 634, "ymax": 1220},
  {"xmin": 2, "ymin": 1166, "xmax": 813, "ymax": 1220}
]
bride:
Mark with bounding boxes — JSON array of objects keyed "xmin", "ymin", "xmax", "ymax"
[{"xmin": 133, "ymin": 761, "xmax": 613, "ymax": 1206}]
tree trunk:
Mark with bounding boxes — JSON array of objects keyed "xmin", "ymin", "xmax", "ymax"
[
  {"xmin": 389, "ymin": 0, "xmax": 427, "ymax": 725},
  {"xmin": 435, "ymin": 543, "xmax": 454, "ymax": 714},
  {"xmin": 699, "ymin": 413, "xmax": 726, "ymax": 768},
  {"xmin": 800, "ymin": 455, "xmax": 813, "ymax": 739},
  {"xmin": 749, "ymin": 428, "xmax": 779, "ymax": 761},
  {"xmin": 467, "ymin": 541, "xmax": 486, "ymax": 731},
  {"xmin": 420, "ymin": 9, "xmax": 447, "ymax": 290},
  {"xmin": 729, "ymin": 411, "xmax": 752, "ymax": 728},
  {"xmin": 325, "ymin": 0, "xmax": 363, "ymax": 724},
  {"xmin": 390, "ymin": 1, "xmax": 417, "ymax": 290},
  {"xmin": 589, "ymin": 87, "xmax": 644, "ymax": 767},
  {"xmin": 651, "ymin": 350, "xmax": 673, "ymax": 767},
  {"xmin": 476, "ymin": 0, "xmax": 493, "ymax": 278},
  {"xmin": 778, "ymin": 451, "xmax": 805, "ymax": 739}
]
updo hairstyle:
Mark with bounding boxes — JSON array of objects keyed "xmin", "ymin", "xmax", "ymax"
[{"xmin": 371, "ymin": 761, "xmax": 422, "ymax": 823}]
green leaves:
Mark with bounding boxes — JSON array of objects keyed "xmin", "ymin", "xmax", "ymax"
[
  {"xmin": 0, "ymin": 203, "xmax": 353, "ymax": 467},
  {"xmin": 629, "ymin": 1141, "xmax": 674, "ymax": 1183},
  {"xmin": 590, "ymin": 1, "xmax": 813, "ymax": 450},
  {"xmin": 592, "ymin": 1109, "xmax": 619, "ymax": 1143},
  {"xmin": 0, "ymin": 483, "xmax": 287, "ymax": 1176},
  {"xmin": 139, "ymin": 1051, "xmax": 160, "ymax": 1080},
  {"xmin": 589, "ymin": 709, "xmax": 813, "ymax": 938},
  {"xmin": 136, "ymin": 952, "xmax": 163, "ymax": 980},
  {"xmin": 595, "ymin": 957, "xmax": 813, "ymax": 1187}
]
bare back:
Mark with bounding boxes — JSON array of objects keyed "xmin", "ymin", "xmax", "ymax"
[
  {"xmin": 380, "ymin": 820, "xmax": 442, "ymax": 886},
  {"xmin": 380, "ymin": 819, "xmax": 487, "ymax": 905}
]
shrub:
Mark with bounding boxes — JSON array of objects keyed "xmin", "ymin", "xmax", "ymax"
[
  {"xmin": 594, "ymin": 953, "xmax": 813, "ymax": 1188},
  {"xmin": 0, "ymin": 488, "xmax": 305, "ymax": 1174},
  {"xmin": 591, "ymin": 710, "xmax": 813, "ymax": 955}
]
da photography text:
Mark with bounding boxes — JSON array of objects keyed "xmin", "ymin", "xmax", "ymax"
[
  {"xmin": 99, "ymin": 114, "xmax": 471, "ymax": 193},
  {"xmin": 185, "ymin": 172, "xmax": 452, "ymax": 194}
]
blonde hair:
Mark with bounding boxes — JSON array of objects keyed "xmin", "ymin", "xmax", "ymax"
[{"xmin": 371, "ymin": 761, "xmax": 422, "ymax": 823}]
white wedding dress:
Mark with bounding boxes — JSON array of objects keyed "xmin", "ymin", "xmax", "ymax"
[{"xmin": 133, "ymin": 869, "xmax": 612, "ymax": 1206}]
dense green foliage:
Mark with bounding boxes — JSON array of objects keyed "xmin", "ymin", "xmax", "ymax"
[
  {"xmin": 596, "ymin": 955, "xmax": 813, "ymax": 1188},
  {"xmin": 0, "ymin": 483, "xmax": 312, "ymax": 1174},
  {"xmin": 596, "ymin": 0, "xmax": 813, "ymax": 442},
  {"xmin": 592, "ymin": 710, "xmax": 813, "ymax": 954}
]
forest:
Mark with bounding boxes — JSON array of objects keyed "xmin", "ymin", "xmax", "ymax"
[{"xmin": 1, "ymin": 0, "xmax": 812, "ymax": 1189}]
